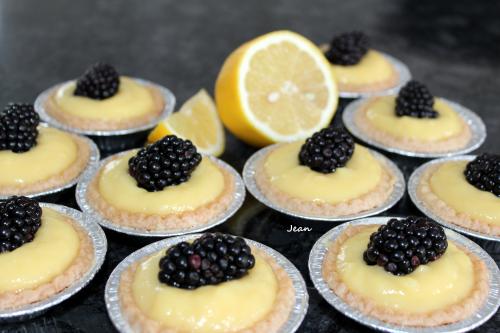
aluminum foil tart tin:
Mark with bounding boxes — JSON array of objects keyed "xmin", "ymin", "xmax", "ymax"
[
  {"xmin": 243, "ymin": 143, "xmax": 405, "ymax": 221},
  {"xmin": 76, "ymin": 150, "xmax": 246, "ymax": 237},
  {"xmin": 308, "ymin": 216, "xmax": 500, "ymax": 333},
  {"xmin": 318, "ymin": 45, "xmax": 411, "ymax": 99},
  {"xmin": 0, "ymin": 203, "xmax": 107, "ymax": 322},
  {"xmin": 34, "ymin": 78, "xmax": 175, "ymax": 152},
  {"xmin": 408, "ymin": 155, "xmax": 499, "ymax": 242},
  {"xmin": 105, "ymin": 233, "xmax": 308, "ymax": 333},
  {"xmin": 0, "ymin": 123, "xmax": 100, "ymax": 201},
  {"xmin": 343, "ymin": 98, "xmax": 487, "ymax": 158}
]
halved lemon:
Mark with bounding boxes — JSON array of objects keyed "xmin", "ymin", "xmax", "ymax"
[
  {"xmin": 147, "ymin": 89, "xmax": 225, "ymax": 156},
  {"xmin": 215, "ymin": 30, "xmax": 338, "ymax": 147}
]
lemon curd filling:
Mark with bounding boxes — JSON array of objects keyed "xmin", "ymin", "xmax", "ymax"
[
  {"xmin": 331, "ymin": 50, "xmax": 394, "ymax": 86},
  {"xmin": 430, "ymin": 161, "xmax": 500, "ymax": 224},
  {"xmin": 0, "ymin": 208, "xmax": 80, "ymax": 293},
  {"xmin": 98, "ymin": 152, "xmax": 225, "ymax": 215},
  {"xmin": 365, "ymin": 96, "xmax": 462, "ymax": 141},
  {"xmin": 337, "ymin": 227, "xmax": 474, "ymax": 313},
  {"xmin": 131, "ymin": 251, "xmax": 278, "ymax": 332},
  {"xmin": 0, "ymin": 127, "xmax": 78, "ymax": 186},
  {"xmin": 264, "ymin": 142, "xmax": 382, "ymax": 204},
  {"xmin": 54, "ymin": 76, "xmax": 156, "ymax": 120}
]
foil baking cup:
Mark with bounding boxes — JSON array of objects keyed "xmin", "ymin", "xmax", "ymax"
[
  {"xmin": 34, "ymin": 78, "xmax": 175, "ymax": 151},
  {"xmin": 0, "ymin": 203, "xmax": 107, "ymax": 322},
  {"xmin": 408, "ymin": 155, "xmax": 499, "ymax": 242},
  {"xmin": 309, "ymin": 216, "xmax": 500, "ymax": 333},
  {"xmin": 105, "ymin": 233, "xmax": 308, "ymax": 333},
  {"xmin": 0, "ymin": 123, "xmax": 100, "ymax": 201},
  {"xmin": 343, "ymin": 98, "xmax": 487, "ymax": 158},
  {"xmin": 76, "ymin": 150, "xmax": 246, "ymax": 237},
  {"xmin": 243, "ymin": 144, "xmax": 405, "ymax": 221}
]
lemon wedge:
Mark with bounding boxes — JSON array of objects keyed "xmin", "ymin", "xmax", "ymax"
[{"xmin": 148, "ymin": 89, "xmax": 225, "ymax": 156}]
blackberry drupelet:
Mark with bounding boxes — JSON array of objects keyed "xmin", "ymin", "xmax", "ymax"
[
  {"xmin": 324, "ymin": 31, "xmax": 369, "ymax": 66},
  {"xmin": 158, "ymin": 233, "xmax": 256, "ymax": 289},
  {"xmin": 0, "ymin": 103, "xmax": 40, "ymax": 153},
  {"xmin": 363, "ymin": 217, "xmax": 447, "ymax": 276},
  {"xmin": 129, "ymin": 135, "xmax": 202, "ymax": 192},
  {"xmin": 74, "ymin": 62, "xmax": 120, "ymax": 100},
  {"xmin": 464, "ymin": 153, "xmax": 500, "ymax": 197},
  {"xmin": 395, "ymin": 80, "xmax": 438, "ymax": 118},
  {"xmin": 0, "ymin": 196, "xmax": 42, "ymax": 253},
  {"xmin": 299, "ymin": 126, "xmax": 355, "ymax": 173}
]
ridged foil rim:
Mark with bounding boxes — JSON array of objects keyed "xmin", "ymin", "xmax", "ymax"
[
  {"xmin": 0, "ymin": 123, "xmax": 100, "ymax": 200},
  {"xmin": 76, "ymin": 150, "xmax": 246, "ymax": 237},
  {"xmin": 105, "ymin": 233, "xmax": 308, "ymax": 333},
  {"xmin": 242, "ymin": 143, "xmax": 405, "ymax": 221},
  {"xmin": 343, "ymin": 98, "xmax": 487, "ymax": 158},
  {"xmin": 34, "ymin": 77, "xmax": 175, "ymax": 136},
  {"xmin": 408, "ymin": 155, "xmax": 500, "ymax": 242},
  {"xmin": 0, "ymin": 203, "xmax": 107, "ymax": 322},
  {"xmin": 308, "ymin": 216, "xmax": 500, "ymax": 333},
  {"xmin": 338, "ymin": 52, "xmax": 411, "ymax": 98}
]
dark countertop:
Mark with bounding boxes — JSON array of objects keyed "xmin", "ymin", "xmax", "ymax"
[{"xmin": 1, "ymin": 0, "xmax": 499, "ymax": 332}]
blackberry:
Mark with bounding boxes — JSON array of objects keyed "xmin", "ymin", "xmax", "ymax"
[
  {"xmin": 464, "ymin": 153, "xmax": 500, "ymax": 197},
  {"xmin": 299, "ymin": 127, "xmax": 355, "ymax": 173},
  {"xmin": 74, "ymin": 62, "xmax": 120, "ymax": 100},
  {"xmin": 363, "ymin": 217, "xmax": 447, "ymax": 276},
  {"xmin": 0, "ymin": 196, "xmax": 42, "ymax": 253},
  {"xmin": 0, "ymin": 103, "xmax": 40, "ymax": 153},
  {"xmin": 158, "ymin": 233, "xmax": 255, "ymax": 289},
  {"xmin": 129, "ymin": 135, "xmax": 202, "ymax": 192},
  {"xmin": 395, "ymin": 80, "xmax": 438, "ymax": 118},
  {"xmin": 325, "ymin": 31, "xmax": 369, "ymax": 65}
]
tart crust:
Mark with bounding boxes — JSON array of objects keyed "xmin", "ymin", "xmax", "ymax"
[
  {"xmin": 43, "ymin": 83, "xmax": 165, "ymax": 131},
  {"xmin": 354, "ymin": 98, "xmax": 472, "ymax": 153},
  {"xmin": 322, "ymin": 224, "xmax": 489, "ymax": 327},
  {"xmin": 119, "ymin": 247, "xmax": 295, "ymax": 333},
  {"xmin": 417, "ymin": 163, "xmax": 500, "ymax": 236},
  {"xmin": 0, "ymin": 133, "xmax": 91, "ymax": 196},
  {"xmin": 86, "ymin": 156, "xmax": 236, "ymax": 232},
  {"xmin": 0, "ymin": 211, "xmax": 94, "ymax": 310},
  {"xmin": 255, "ymin": 146, "xmax": 396, "ymax": 217}
]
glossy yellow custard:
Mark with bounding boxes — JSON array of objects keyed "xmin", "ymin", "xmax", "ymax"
[
  {"xmin": 331, "ymin": 50, "xmax": 394, "ymax": 86},
  {"xmin": 0, "ymin": 208, "xmax": 80, "ymax": 293},
  {"xmin": 0, "ymin": 127, "xmax": 78, "ymax": 186},
  {"xmin": 337, "ymin": 227, "xmax": 474, "ymax": 313},
  {"xmin": 54, "ymin": 76, "xmax": 156, "ymax": 120},
  {"xmin": 98, "ymin": 152, "xmax": 225, "ymax": 215},
  {"xmin": 263, "ymin": 142, "xmax": 382, "ymax": 204},
  {"xmin": 365, "ymin": 96, "xmax": 463, "ymax": 141},
  {"xmin": 430, "ymin": 161, "xmax": 500, "ymax": 224},
  {"xmin": 131, "ymin": 251, "xmax": 277, "ymax": 332}
]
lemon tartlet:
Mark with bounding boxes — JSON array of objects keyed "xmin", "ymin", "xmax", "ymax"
[
  {"xmin": 84, "ymin": 136, "xmax": 239, "ymax": 233},
  {"xmin": 353, "ymin": 81, "xmax": 472, "ymax": 154},
  {"xmin": 39, "ymin": 63, "xmax": 168, "ymax": 132},
  {"xmin": 0, "ymin": 126, "xmax": 94, "ymax": 196},
  {"xmin": 0, "ymin": 103, "xmax": 95, "ymax": 197},
  {"xmin": 416, "ymin": 155, "xmax": 500, "ymax": 237},
  {"xmin": 253, "ymin": 127, "xmax": 398, "ymax": 218},
  {"xmin": 0, "ymin": 198, "xmax": 95, "ymax": 310},
  {"xmin": 117, "ymin": 233, "xmax": 295, "ymax": 332},
  {"xmin": 322, "ymin": 32, "xmax": 399, "ymax": 93},
  {"xmin": 321, "ymin": 219, "xmax": 489, "ymax": 327}
]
